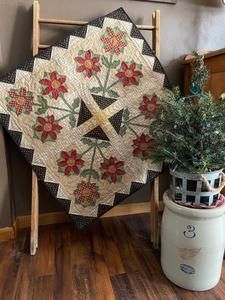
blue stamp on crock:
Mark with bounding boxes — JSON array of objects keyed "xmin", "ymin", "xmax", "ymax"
[{"xmin": 180, "ymin": 264, "xmax": 195, "ymax": 274}]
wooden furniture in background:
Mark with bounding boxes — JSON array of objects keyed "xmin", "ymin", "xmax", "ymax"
[
  {"xmin": 184, "ymin": 49, "xmax": 225, "ymax": 199},
  {"xmin": 30, "ymin": 0, "xmax": 163, "ymax": 255},
  {"xmin": 184, "ymin": 48, "xmax": 225, "ymax": 99}
]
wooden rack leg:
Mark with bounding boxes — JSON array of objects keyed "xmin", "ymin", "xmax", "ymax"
[
  {"xmin": 151, "ymin": 177, "xmax": 160, "ymax": 248},
  {"xmin": 30, "ymin": 171, "xmax": 39, "ymax": 255},
  {"xmin": 152, "ymin": 10, "xmax": 160, "ymax": 57},
  {"xmin": 150, "ymin": 185, "xmax": 155, "ymax": 244}
]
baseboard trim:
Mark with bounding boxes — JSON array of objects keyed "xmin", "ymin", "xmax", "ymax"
[
  {"xmin": 0, "ymin": 226, "xmax": 15, "ymax": 241},
  {"xmin": 1, "ymin": 201, "xmax": 164, "ymax": 240},
  {"xmin": 16, "ymin": 211, "xmax": 71, "ymax": 229}
]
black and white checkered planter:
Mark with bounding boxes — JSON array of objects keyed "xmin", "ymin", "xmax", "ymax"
[{"xmin": 170, "ymin": 169, "xmax": 224, "ymax": 206}]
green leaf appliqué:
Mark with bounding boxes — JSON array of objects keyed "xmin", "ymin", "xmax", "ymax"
[{"xmin": 107, "ymin": 89, "xmax": 119, "ymax": 98}]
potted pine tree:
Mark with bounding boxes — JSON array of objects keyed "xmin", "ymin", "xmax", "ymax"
[{"xmin": 149, "ymin": 54, "xmax": 225, "ymax": 291}]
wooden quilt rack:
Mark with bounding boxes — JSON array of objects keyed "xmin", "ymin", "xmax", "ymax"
[{"xmin": 30, "ymin": 0, "xmax": 162, "ymax": 255}]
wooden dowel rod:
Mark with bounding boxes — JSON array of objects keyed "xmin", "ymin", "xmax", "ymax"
[
  {"xmin": 39, "ymin": 18, "xmax": 155, "ymax": 30},
  {"xmin": 39, "ymin": 18, "xmax": 88, "ymax": 25},
  {"xmin": 39, "ymin": 44, "xmax": 49, "ymax": 49},
  {"xmin": 39, "ymin": 40, "xmax": 155, "ymax": 51},
  {"xmin": 137, "ymin": 25, "xmax": 155, "ymax": 30}
]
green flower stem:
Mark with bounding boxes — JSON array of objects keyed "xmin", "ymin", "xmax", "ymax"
[
  {"xmin": 88, "ymin": 140, "xmax": 98, "ymax": 184},
  {"xmin": 127, "ymin": 113, "xmax": 143, "ymax": 122},
  {"xmin": 57, "ymin": 114, "xmax": 71, "ymax": 122},
  {"xmin": 33, "ymin": 102, "xmax": 73, "ymax": 114},
  {"xmin": 105, "ymin": 79, "xmax": 120, "ymax": 92},
  {"xmin": 61, "ymin": 94, "xmax": 74, "ymax": 112},
  {"xmin": 81, "ymin": 146, "xmax": 94, "ymax": 158},
  {"xmin": 94, "ymin": 74, "xmax": 104, "ymax": 90},
  {"xmin": 48, "ymin": 106, "xmax": 74, "ymax": 113},
  {"xmin": 96, "ymin": 145, "xmax": 106, "ymax": 160},
  {"xmin": 127, "ymin": 124, "xmax": 139, "ymax": 138},
  {"xmin": 102, "ymin": 52, "xmax": 114, "ymax": 97}
]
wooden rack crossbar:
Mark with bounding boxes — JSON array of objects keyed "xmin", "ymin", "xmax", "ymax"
[
  {"xmin": 38, "ymin": 19, "xmax": 156, "ymax": 50},
  {"xmin": 39, "ymin": 18, "xmax": 155, "ymax": 30},
  {"xmin": 30, "ymin": 0, "xmax": 161, "ymax": 255}
]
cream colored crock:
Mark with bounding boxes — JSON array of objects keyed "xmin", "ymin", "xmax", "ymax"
[{"xmin": 161, "ymin": 190, "xmax": 225, "ymax": 291}]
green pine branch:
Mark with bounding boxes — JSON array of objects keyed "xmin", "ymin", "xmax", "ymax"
[{"xmin": 149, "ymin": 53, "xmax": 225, "ymax": 173}]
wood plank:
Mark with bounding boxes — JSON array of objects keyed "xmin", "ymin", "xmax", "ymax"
[
  {"xmin": 71, "ymin": 223, "xmax": 115, "ymax": 300},
  {"xmin": 184, "ymin": 47, "xmax": 225, "ymax": 64},
  {"xmin": 154, "ymin": 176, "xmax": 160, "ymax": 248},
  {"xmin": 33, "ymin": 275, "xmax": 54, "ymax": 300},
  {"xmin": 0, "ymin": 215, "xmax": 225, "ymax": 299},
  {"xmin": 15, "ymin": 202, "xmax": 164, "ymax": 230},
  {"xmin": 72, "ymin": 258, "xmax": 97, "ymax": 300},
  {"xmin": 103, "ymin": 218, "xmax": 143, "ymax": 274},
  {"xmin": 110, "ymin": 273, "xmax": 136, "ymax": 300},
  {"xmin": 134, "ymin": 248, "xmax": 180, "ymax": 299},
  {"xmin": 0, "ymin": 240, "xmax": 18, "ymax": 299},
  {"xmin": 30, "ymin": 170, "xmax": 39, "ymax": 255},
  {"xmin": 100, "ymin": 220, "xmax": 125, "ymax": 276},
  {"xmin": 150, "ymin": 184, "xmax": 156, "ymax": 243},
  {"xmin": 39, "ymin": 17, "xmax": 155, "ymax": 30},
  {"xmin": 204, "ymin": 55, "xmax": 225, "ymax": 74},
  {"xmin": 0, "ymin": 227, "xmax": 14, "ymax": 241},
  {"xmin": 12, "ymin": 243, "xmax": 36, "ymax": 299},
  {"xmin": 102, "ymin": 202, "xmax": 159, "ymax": 218},
  {"xmin": 127, "ymin": 271, "xmax": 160, "ymax": 300},
  {"xmin": 72, "ymin": 252, "xmax": 115, "ymax": 300},
  {"xmin": 152, "ymin": 10, "xmax": 160, "ymax": 57},
  {"xmin": 53, "ymin": 224, "xmax": 75, "ymax": 300},
  {"xmin": 33, "ymin": 0, "xmax": 40, "ymax": 56},
  {"xmin": 31, "ymin": 0, "xmax": 40, "ymax": 256},
  {"xmin": 183, "ymin": 51, "xmax": 225, "ymax": 99},
  {"xmin": 35, "ymin": 226, "xmax": 56, "ymax": 277},
  {"xmin": 209, "ymin": 71, "xmax": 225, "ymax": 99},
  {"xmin": 92, "ymin": 255, "xmax": 115, "ymax": 300},
  {"xmin": 17, "ymin": 211, "xmax": 70, "ymax": 229}
]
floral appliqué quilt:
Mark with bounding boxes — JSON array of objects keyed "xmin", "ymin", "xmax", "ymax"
[{"xmin": 0, "ymin": 8, "xmax": 170, "ymax": 228}]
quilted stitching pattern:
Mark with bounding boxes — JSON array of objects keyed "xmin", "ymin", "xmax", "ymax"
[{"xmin": 0, "ymin": 8, "xmax": 170, "ymax": 229}]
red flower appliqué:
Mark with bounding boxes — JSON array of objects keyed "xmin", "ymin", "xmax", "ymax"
[
  {"xmin": 75, "ymin": 50, "xmax": 100, "ymax": 78},
  {"xmin": 100, "ymin": 157, "xmax": 126, "ymax": 183},
  {"xmin": 57, "ymin": 149, "xmax": 84, "ymax": 176},
  {"xmin": 115, "ymin": 62, "xmax": 143, "ymax": 87},
  {"xmin": 100, "ymin": 27, "xmax": 127, "ymax": 55},
  {"xmin": 39, "ymin": 71, "xmax": 68, "ymax": 100},
  {"xmin": 6, "ymin": 87, "xmax": 34, "ymax": 116},
  {"xmin": 139, "ymin": 95, "xmax": 160, "ymax": 118},
  {"xmin": 132, "ymin": 133, "xmax": 154, "ymax": 160},
  {"xmin": 74, "ymin": 181, "xmax": 100, "ymax": 207},
  {"xmin": 33, "ymin": 115, "xmax": 62, "ymax": 143}
]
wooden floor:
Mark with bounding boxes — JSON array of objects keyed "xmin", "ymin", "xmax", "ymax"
[{"xmin": 0, "ymin": 214, "xmax": 225, "ymax": 300}]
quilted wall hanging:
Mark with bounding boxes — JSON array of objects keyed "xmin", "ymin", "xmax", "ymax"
[{"xmin": 0, "ymin": 8, "xmax": 170, "ymax": 229}]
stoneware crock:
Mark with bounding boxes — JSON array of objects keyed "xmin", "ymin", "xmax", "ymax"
[{"xmin": 161, "ymin": 190, "xmax": 225, "ymax": 291}]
